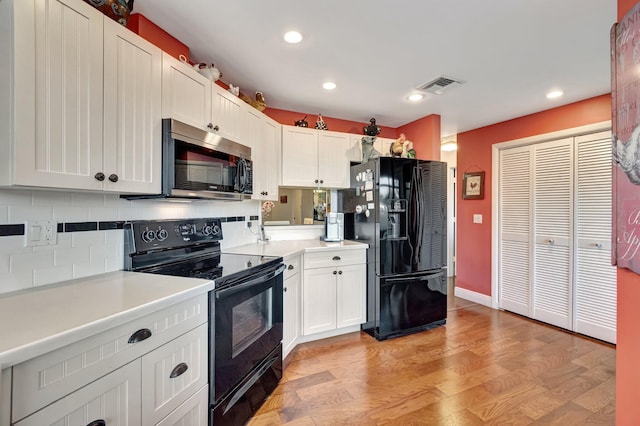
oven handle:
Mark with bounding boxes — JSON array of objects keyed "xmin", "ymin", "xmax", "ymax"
[{"xmin": 215, "ymin": 264, "xmax": 286, "ymax": 299}]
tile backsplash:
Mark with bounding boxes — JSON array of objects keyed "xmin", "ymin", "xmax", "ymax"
[{"xmin": 0, "ymin": 189, "xmax": 261, "ymax": 294}]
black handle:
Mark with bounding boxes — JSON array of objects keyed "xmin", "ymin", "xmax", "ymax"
[
  {"xmin": 332, "ymin": 256, "xmax": 341, "ymax": 261},
  {"xmin": 207, "ymin": 123, "xmax": 214, "ymax": 130},
  {"xmin": 315, "ymin": 179, "xmax": 319, "ymax": 183},
  {"xmin": 284, "ymin": 287, "xmax": 288, "ymax": 292},
  {"xmin": 86, "ymin": 420, "xmax": 106, "ymax": 426},
  {"xmin": 333, "ymin": 270, "xmax": 337, "ymax": 275},
  {"xmin": 320, "ymin": 179, "xmax": 324, "ymax": 184},
  {"xmin": 169, "ymin": 362, "xmax": 189, "ymax": 379},
  {"xmin": 94, "ymin": 172, "xmax": 105, "ymax": 181},
  {"xmin": 108, "ymin": 174, "xmax": 119, "ymax": 183},
  {"xmin": 213, "ymin": 125, "xmax": 220, "ymax": 131},
  {"xmin": 287, "ymin": 264, "xmax": 294, "ymax": 270},
  {"xmin": 128, "ymin": 328, "xmax": 152, "ymax": 344},
  {"xmin": 338, "ymin": 270, "xmax": 343, "ymax": 275}
]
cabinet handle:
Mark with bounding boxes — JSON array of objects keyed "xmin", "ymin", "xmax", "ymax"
[
  {"xmin": 333, "ymin": 270, "xmax": 337, "ymax": 275},
  {"xmin": 315, "ymin": 179, "xmax": 319, "ymax": 184},
  {"xmin": 86, "ymin": 420, "xmax": 106, "ymax": 426},
  {"xmin": 169, "ymin": 362, "xmax": 189, "ymax": 379},
  {"xmin": 214, "ymin": 125, "xmax": 220, "ymax": 131},
  {"xmin": 128, "ymin": 328, "xmax": 152, "ymax": 344},
  {"xmin": 108, "ymin": 174, "xmax": 119, "ymax": 183},
  {"xmin": 332, "ymin": 256, "xmax": 341, "ymax": 261},
  {"xmin": 284, "ymin": 287, "xmax": 288, "ymax": 292},
  {"xmin": 338, "ymin": 270, "xmax": 343, "ymax": 275},
  {"xmin": 320, "ymin": 179, "xmax": 324, "ymax": 184},
  {"xmin": 287, "ymin": 264, "xmax": 294, "ymax": 270},
  {"xmin": 207, "ymin": 123, "xmax": 214, "ymax": 130},
  {"xmin": 94, "ymin": 172, "xmax": 105, "ymax": 181}
]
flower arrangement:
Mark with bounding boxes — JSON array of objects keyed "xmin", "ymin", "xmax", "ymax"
[{"xmin": 261, "ymin": 200, "xmax": 275, "ymax": 218}]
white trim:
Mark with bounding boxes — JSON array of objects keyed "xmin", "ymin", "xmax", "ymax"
[
  {"xmin": 491, "ymin": 120, "xmax": 612, "ymax": 311},
  {"xmin": 454, "ymin": 287, "xmax": 493, "ymax": 307}
]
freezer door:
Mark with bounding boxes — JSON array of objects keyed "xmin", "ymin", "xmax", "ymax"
[{"xmin": 377, "ymin": 270, "xmax": 447, "ymax": 340}]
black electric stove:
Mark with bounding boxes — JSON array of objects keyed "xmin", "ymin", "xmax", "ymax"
[{"xmin": 123, "ymin": 218, "xmax": 285, "ymax": 426}]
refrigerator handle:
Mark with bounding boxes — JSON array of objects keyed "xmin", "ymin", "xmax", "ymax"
[{"xmin": 415, "ymin": 167, "xmax": 425, "ymax": 267}]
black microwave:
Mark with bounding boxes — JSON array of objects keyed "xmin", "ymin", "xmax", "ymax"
[{"xmin": 159, "ymin": 118, "xmax": 253, "ymax": 201}]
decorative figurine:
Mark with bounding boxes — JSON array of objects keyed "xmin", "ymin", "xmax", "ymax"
[
  {"xmin": 315, "ymin": 114, "xmax": 328, "ymax": 130},
  {"xmin": 363, "ymin": 118, "xmax": 381, "ymax": 136},
  {"xmin": 295, "ymin": 116, "xmax": 309, "ymax": 127}
]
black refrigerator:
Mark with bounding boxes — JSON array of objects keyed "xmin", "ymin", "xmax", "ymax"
[{"xmin": 342, "ymin": 157, "xmax": 447, "ymax": 340}]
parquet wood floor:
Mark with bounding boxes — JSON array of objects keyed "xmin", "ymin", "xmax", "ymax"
[{"xmin": 249, "ymin": 284, "xmax": 616, "ymax": 425}]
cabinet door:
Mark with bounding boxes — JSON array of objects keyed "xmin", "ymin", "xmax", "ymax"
[
  {"xmin": 14, "ymin": 360, "xmax": 141, "ymax": 426},
  {"xmin": 210, "ymin": 84, "xmax": 245, "ymax": 143},
  {"xmin": 532, "ymin": 138, "xmax": 573, "ymax": 329},
  {"xmin": 281, "ymin": 126, "xmax": 318, "ymax": 187},
  {"xmin": 161, "ymin": 52, "xmax": 211, "ymax": 129},
  {"xmin": 14, "ymin": 0, "xmax": 104, "ymax": 190},
  {"xmin": 574, "ymin": 131, "xmax": 617, "ymax": 343},
  {"xmin": 317, "ymin": 130, "xmax": 350, "ymax": 188},
  {"xmin": 302, "ymin": 268, "xmax": 337, "ymax": 335},
  {"xmin": 141, "ymin": 323, "xmax": 208, "ymax": 426},
  {"xmin": 375, "ymin": 137, "xmax": 394, "ymax": 157},
  {"xmin": 283, "ymin": 270, "xmax": 301, "ymax": 359},
  {"xmin": 336, "ymin": 263, "xmax": 366, "ymax": 328},
  {"xmin": 247, "ymin": 109, "xmax": 280, "ymax": 200},
  {"xmin": 103, "ymin": 17, "xmax": 161, "ymax": 194},
  {"xmin": 156, "ymin": 385, "xmax": 209, "ymax": 426}
]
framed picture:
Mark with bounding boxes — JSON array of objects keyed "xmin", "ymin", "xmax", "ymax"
[{"xmin": 463, "ymin": 171, "xmax": 485, "ymax": 200}]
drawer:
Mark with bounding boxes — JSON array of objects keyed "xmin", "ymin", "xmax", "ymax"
[
  {"xmin": 14, "ymin": 359, "xmax": 142, "ymax": 426},
  {"xmin": 142, "ymin": 323, "xmax": 209, "ymax": 425},
  {"xmin": 304, "ymin": 249, "xmax": 366, "ymax": 269},
  {"xmin": 283, "ymin": 254, "xmax": 301, "ymax": 280},
  {"xmin": 156, "ymin": 384, "xmax": 209, "ymax": 426},
  {"xmin": 12, "ymin": 294, "xmax": 207, "ymax": 422}
]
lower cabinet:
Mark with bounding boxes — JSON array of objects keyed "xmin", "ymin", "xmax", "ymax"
[
  {"xmin": 8, "ymin": 294, "xmax": 209, "ymax": 426},
  {"xmin": 302, "ymin": 250, "xmax": 366, "ymax": 336},
  {"xmin": 283, "ymin": 255, "xmax": 301, "ymax": 359}
]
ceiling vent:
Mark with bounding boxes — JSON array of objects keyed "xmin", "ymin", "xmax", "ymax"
[{"xmin": 416, "ymin": 76, "xmax": 464, "ymax": 95}]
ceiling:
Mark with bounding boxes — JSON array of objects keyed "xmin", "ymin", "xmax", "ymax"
[{"xmin": 132, "ymin": 0, "xmax": 617, "ymax": 138}]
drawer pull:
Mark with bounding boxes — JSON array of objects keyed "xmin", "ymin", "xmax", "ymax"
[
  {"xmin": 128, "ymin": 328, "xmax": 152, "ymax": 344},
  {"xmin": 86, "ymin": 420, "xmax": 106, "ymax": 426},
  {"xmin": 287, "ymin": 264, "xmax": 294, "ymax": 270},
  {"xmin": 170, "ymin": 362, "xmax": 189, "ymax": 379},
  {"xmin": 332, "ymin": 256, "xmax": 341, "ymax": 261}
]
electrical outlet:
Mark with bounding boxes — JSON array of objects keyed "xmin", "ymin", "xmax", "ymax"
[
  {"xmin": 473, "ymin": 214, "xmax": 483, "ymax": 224},
  {"xmin": 26, "ymin": 220, "xmax": 57, "ymax": 246}
]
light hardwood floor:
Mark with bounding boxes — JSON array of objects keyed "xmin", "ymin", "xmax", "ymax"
[{"xmin": 250, "ymin": 282, "xmax": 616, "ymax": 425}]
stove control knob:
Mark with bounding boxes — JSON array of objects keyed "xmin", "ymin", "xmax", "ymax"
[
  {"xmin": 203, "ymin": 225, "xmax": 213, "ymax": 236},
  {"xmin": 212, "ymin": 225, "xmax": 221, "ymax": 236},
  {"xmin": 156, "ymin": 228, "xmax": 168, "ymax": 241},
  {"xmin": 141, "ymin": 229, "xmax": 156, "ymax": 242}
]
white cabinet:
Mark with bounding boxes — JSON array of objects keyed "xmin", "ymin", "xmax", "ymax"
[
  {"xmin": 282, "ymin": 255, "xmax": 301, "ymax": 359},
  {"xmin": 9, "ymin": 294, "xmax": 209, "ymax": 425},
  {"xmin": 103, "ymin": 17, "xmax": 162, "ymax": 194},
  {"xmin": 161, "ymin": 52, "xmax": 212, "ymax": 131},
  {"xmin": 0, "ymin": 0, "xmax": 162, "ymax": 194},
  {"xmin": 210, "ymin": 83, "xmax": 246, "ymax": 143},
  {"xmin": 246, "ymin": 108, "xmax": 281, "ymax": 200},
  {"xmin": 281, "ymin": 126, "xmax": 351, "ymax": 188},
  {"xmin": 302, "ymin": 249, "xmax": 366, "ymax": 336},
  {"xmin": 14, "ymin": 360, "xmax": 142, "ymax": 426}
]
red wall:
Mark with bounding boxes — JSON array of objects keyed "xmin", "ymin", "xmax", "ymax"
[
  {"xmin": 397, "ymin": 114, "xmax": 441, "ymax": 161},
  {"xmin": 128, "ymin": 14, "xmax": 189, "ymax": 61},
  {"xmin": 616, "ymin": 2, "xmax": 640, "ymax": 425},
  {"xmin": 455, "ymin": 95, "xmax": 611, "ymax": 296}
]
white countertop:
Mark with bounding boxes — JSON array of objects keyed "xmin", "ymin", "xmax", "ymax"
[
  {"xmin": 223, "ymin": 239, "xmax": 368, "ymax": 259},
  {"xmin": 0, "ymin": 271, "xmax": 213, "ymax": 369}
]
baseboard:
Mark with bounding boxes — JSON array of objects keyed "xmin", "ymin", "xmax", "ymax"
[
  {"xmin": 297, "ymin": 324, "xmax": 361, "ymax": 344},
  {"xmin": 454, "ymin": 287, "xmax": 493, "ymax": 307}
]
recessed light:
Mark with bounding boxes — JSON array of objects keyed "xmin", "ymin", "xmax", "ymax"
[
  {"xmin": 322, "ymin": 82, "xmax": 336, "ymax": 90},
  {"xmin": 284, "ymin": 31, "xmax": 303, "ymax": 44},
  {"xmin": 546, "ymin": 90, "xmax": 563, "ymax": 99},
  {"xmin": 408, "ymin": 94, "xmax": 424, "ymax": 102},
  {"xmin": 441, "ymin": 141, "xmax": 458, "ymax": 152}
]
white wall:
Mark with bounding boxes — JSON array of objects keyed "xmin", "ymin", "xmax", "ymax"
[{"xmin": 0, "ymin": 189, "xmax": 260, "ymax": 294}]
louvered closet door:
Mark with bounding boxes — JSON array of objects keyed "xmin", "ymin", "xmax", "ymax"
[
  {"xmin": 532, "ymin": 138, "xmax": 573, "ymax": 329},
  {"xmin": 498, "ymin": 145, "xmax": 532, "ymax": 316},
  {"xmin": 574, "ymin": 131, "xmax": 617, "ymax": 343}
]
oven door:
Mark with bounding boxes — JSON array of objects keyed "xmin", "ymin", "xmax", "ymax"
[{"xmin": 211, "ymin": 263, "xmax": 285, "ymax": 403}]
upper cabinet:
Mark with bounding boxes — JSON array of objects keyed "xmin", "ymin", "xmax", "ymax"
[
  {"xmin": 281, "ymin": 126, "xmax": 351, "ymax": 189},
  {"xmin": 246, "ymin": 108, "xmax": 280, "ymax": 200},
  {"xmin": 161, "ymin": 52, "xmax": 212, "ymax": 130},
  {"xmin": 350, "ymin": 135, "xmax": 394, "ymax": 162},
  {"xmin": 0, "ymin": 0, "xmax": 162, "ymax": 194},
  {"xmin": 210, "ymin": 83, "xmax": 246, "ymax": 143}
]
